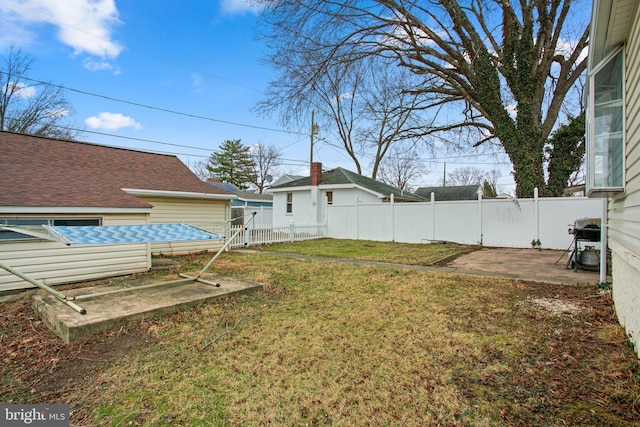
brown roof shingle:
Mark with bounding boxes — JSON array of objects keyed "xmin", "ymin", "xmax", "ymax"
[{"xmin": 0, "ymin": 131, "xmax": 233, "ymax": 209}]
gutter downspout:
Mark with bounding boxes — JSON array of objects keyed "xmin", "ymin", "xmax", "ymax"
[{"xmin": 600, "ymin": 197, "xmax": 608, "ymax": 284}]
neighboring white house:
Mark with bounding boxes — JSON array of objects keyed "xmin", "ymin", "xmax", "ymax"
[
  {"xmin": 0, "ymin": 131, "xmax": 235, "ymax": 292},
  {"xmin": 267, "ymin": 162, "xmax": 423, "ymax": 227},
  {"xmin": 586, "ymin": 0, "xmax": 640, "ymax": 352}
]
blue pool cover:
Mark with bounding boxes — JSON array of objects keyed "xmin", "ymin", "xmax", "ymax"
[{"xmin": 45, "ymin": 223, "xmax": 221, "ymax": 245}]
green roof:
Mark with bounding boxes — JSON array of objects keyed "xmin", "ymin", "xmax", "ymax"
[
  {"xmin": 269, "ymin": 167, "xmax": 423, "ymax": 202},
  {"xmin": 415, "ymin": 185, "xmax": 481, "ymax": 201}
]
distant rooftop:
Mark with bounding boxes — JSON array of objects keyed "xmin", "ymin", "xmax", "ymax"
[
  {"xmin": 414, "ymin": 185, "xmax": 481, "ymax": 201},
  {"xmin": 270, "ymin": 167, "xmax": 423, "ymax": 202}
]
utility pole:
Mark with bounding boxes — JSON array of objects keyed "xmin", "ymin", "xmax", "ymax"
[
  {"xmin": 310, "ymin": 111, "xmax": 319, "ymax": 167},
  {"xmin": 443, "ymin": 162, "xmax": 447, "ymax": 187}
]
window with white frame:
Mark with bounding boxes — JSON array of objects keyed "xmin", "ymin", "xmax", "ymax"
[
  {"xmin": 286, "ymin": 192, "xmax": 293, "ymax": 214},
  {"xmin": 326, "ymin": 191, "xmax": 333, "ymax": 205},
  {"xmin": 587, "ymin": 47, "xmax": 625, "ymax": 195},
  {"xmin": 0, "ymin": 217, "xmax": 102, "ymax": 241}
]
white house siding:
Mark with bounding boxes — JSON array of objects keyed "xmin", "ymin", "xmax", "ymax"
[
  {"xmin": 0, "ymin": 212, "xmax": 149, "ymax": 292},
  {"xmin": 138, "ymin": 196, "xmax": 228, "ymax": 255},
  {"xmin": 272, "ymin": 190, "xmax": 314, "ymax": 227},
  {"xmin": 324, "ymin": 187, "xmax": 381, "ymax": 205},
  {"xmin": 610, "ymin": 6, "xmax": 640, "ymax": 352},
  {"xmin": 272, "ymin": 187, "xmax": 383, "ymax": 227}
]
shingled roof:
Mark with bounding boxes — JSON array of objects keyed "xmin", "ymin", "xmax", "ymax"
[
  {"xmin": 269, "ymin": 167, "xmax": 423, "ymax": 202},
  {"xmin": 0, "ymin": 131, "xmax": 234, "ymax": 209},
  {"xmin": 415, "ymin": 185, "xmax": 481, "ymax": 201}
]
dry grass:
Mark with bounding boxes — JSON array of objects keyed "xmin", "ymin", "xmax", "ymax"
[
  {"xmin": 2, "ymin": 241, "xmax": 639, "ymax": 426},
  {"xmin": 255, "ymin": 238, "xmax": 474, "ymax": 265}
]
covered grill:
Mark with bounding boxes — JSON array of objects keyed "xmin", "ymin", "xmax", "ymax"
[{"xmin": 568, "ymin": 218, "xmax": 601, "ymax": 271}]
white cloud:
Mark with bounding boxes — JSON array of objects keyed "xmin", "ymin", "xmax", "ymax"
[
  {"xmin": 85, "ymin": 112, "xmax": 142, "ymax": 130},
  {"xmin": 555, "ymin": 37, "xmax": 588, "ymax": 63},
  {"xmin": 8, "ymin": 82, "xmax": 37, "ymax": 99},
  {"xmin": 191, "ymin": 73, "xmax": 203, "ymax": 87},
  {"xmin": 0, "ymin": 19, "xmax": 38, "ymax": 50},
  {"xmin": 83, "ymin": 58, "xmax": 121, "ymax": 74},
  {"xmin": 45, "ymin": 108, "xmax": 70, "ymax": 118},
  {"xmin": 0, "ymin": 0, "xmax": 123, "ymax": 59},
  {"xmin": 220, "ymin": 0, "xmax": 261, "ymax": 15}
]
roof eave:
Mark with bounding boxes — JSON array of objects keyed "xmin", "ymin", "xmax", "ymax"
[
  {"xmin": 0, "ymin": 206, "xmax": 152, "ymax": 214},
  {"xmin": 122, "ymin": 188, "xmax": 237, "ymax": 200},
  {"xmin": 589, "ymin": 0, "xmax": 635, "ymax": 68}
]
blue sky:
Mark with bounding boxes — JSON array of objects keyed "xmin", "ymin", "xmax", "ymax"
[{"xmin": 0, "ymin": 0, "xmax": 519, "ymax": 191}]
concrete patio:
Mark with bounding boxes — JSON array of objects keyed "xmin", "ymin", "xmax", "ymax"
[{"xmin": 32, "ymin": 272, "xmax": 262, "ymax": 343}]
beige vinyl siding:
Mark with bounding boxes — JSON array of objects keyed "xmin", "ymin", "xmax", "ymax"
[
  {"xmin": 102, "ymin": 213, "xmax": 149, "ymax": 225},
  {"xmin": 609, "ymin": 5, "xmax": 640, "ymax": 264},
  {"xmin": 609, "ymin": 3, "xmax": 640, "ymax": 354},
  {"xmin": 0, "ymin": 241, "xmax": 148, "ymax": 292},
  {"xmin": 138, "ymin": 196, "xmax": 229, "ymax": 255}
]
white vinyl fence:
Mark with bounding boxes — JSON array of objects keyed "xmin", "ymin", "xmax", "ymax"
[
  {"xmin": 326, "ymin": 190, "xmax": 606, "ymax": 250},
  {"xmin": 223, "ymin": 190, "xmax": 605, "ymax": 251},
  {"xmin": 228, "ymin": 222, "xmax": 327, "ymax": 248}
]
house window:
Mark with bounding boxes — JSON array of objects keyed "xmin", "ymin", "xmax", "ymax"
[
  {"xmin": 326, "ymin": 191, "xmax": 333, "ymax": 205},
  {"xmin": 286, "ymin": 193, "xmax": 293, "ymax": 214},
  {"xmin": 587, "ymin": 47, "xmax": 625, "ymax": 196},
  {"xmin": 0, "ymin": 217, "xmax": 102, "ymax": 241}
]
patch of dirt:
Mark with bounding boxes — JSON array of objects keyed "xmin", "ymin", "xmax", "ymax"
[
  {"xmin": 427, "ymin": 245, "xmax": 482, "ymax": 267},
  {"xmin": 527, "ymin": 297, "xmax": 583, "ymax": 315},
  {"xmin": 0, "ymin": 292, "xmax": 157, "ymax": 406}
]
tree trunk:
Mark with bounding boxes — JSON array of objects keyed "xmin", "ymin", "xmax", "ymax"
[{"xmin": 497, "ymin": 118, "xmax": 546, "ymax": 198}]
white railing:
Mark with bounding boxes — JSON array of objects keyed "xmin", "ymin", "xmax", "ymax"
[{"xmin": 228, "ymin": 222, "xmax": 327, "ymax": 248}]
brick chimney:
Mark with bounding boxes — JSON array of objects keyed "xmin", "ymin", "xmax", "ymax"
[{"xmin": 311, "ymin": 162, "xmax": 323, "ymax": 186}]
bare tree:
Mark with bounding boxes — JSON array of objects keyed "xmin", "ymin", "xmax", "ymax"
[
  {"xmin": 446, "ymin": 167, "xmax": 484, "ymax": 186},
  {"xmin": 377, "ymin": 144, "xmax": 427, "ymax": 191},
  {"xmin": 358, "ymin": 64, "xmax": 433, "ymax": 179},
  {"xmin": 256, "ymin": 0, "xmax": 588, "ymax": 196},
  {"xmin": 483, "ymin": 169, "xmax": 504, "ymax": 195},
  {"xmin": 255, "ymin": 44, "xmax": 431, "ymax": 179},
  {"xmin": 187, "ymin": 159, "xmax": 212, "ymax": 181},
  {"xmin": 1, "ymin": 46, "xmax": 80, "ymax": 139},
  {"xmin": 249, "ymin": 143, "xmax": 281, "ymax": 193}
]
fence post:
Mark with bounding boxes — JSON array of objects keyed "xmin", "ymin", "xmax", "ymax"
[
  {"xmin": 355, "ymin": 195, "xmax": 359, "ymax": 240},
  {"xmin": 478, "ymin": 191, "xmax": 483, "ymax": 246},
  {"xmin": 390, "ymin": 193, "xmax": 395, "ymax": 242},
  {"xmin": 290, "ymin": 220, "xmax": 295, "ymax": 242},
  {"xmin": 534, "ymin": 187, "xmax": 539, "ymax": 247},
  {"xmin": 324, "ymin": 194, "xmax": 330, "ymax": 238},
  {"xmin": 245, "ymin": 215, "xmax": 253, "ymax": 246},
  {"xmin": 431, "ymin": 192, "xmax": 435, "ymax": 241}
]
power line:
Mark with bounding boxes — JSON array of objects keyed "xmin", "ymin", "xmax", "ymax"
[
  {"xmin": 24, "ymin": 123, "xmax": 313, "ymax": 167},
  {"xmin": 77, "ymin": 127, "xmax": 213, "ymax": 152},
  {"xmin": 0, "ymin": 71, "xmax": 306, "ymax": 136}
]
